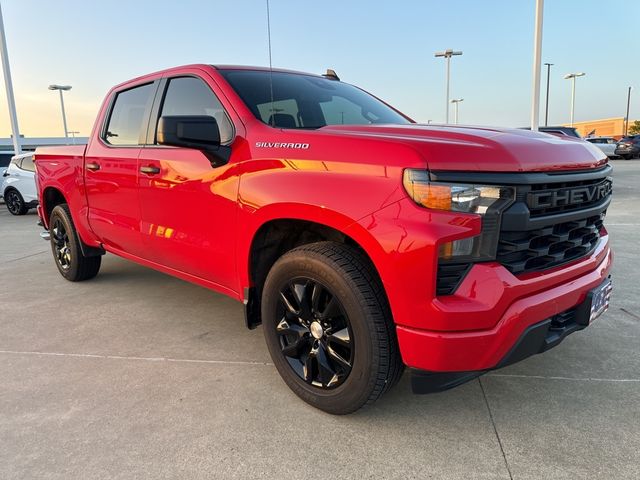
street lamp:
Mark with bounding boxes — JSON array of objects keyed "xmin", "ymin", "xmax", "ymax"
[
  {"xmin": 434, "ymin": 49, "xmax": 462, "ymax": 124},
  {"xmin": 544, "ymin": 63, "xmax": 553, "ymax": 126},
  {"xmin": 450, "ymin": 98, "xmax": 464, "ymax": 125},
  {"xmin": 48, "ymin": 84, "xmax": 72, "ymax": 138},
  {"xmin": 625, "ymin": 86, "xmax": 633, "ymax": 136},
  {"xmin": 564, "ymin": 72, "xmax": 585, "ymax": 127}
]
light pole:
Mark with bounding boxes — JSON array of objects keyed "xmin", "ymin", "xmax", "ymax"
[
  {"xmin": 434, "ymin": 49, "xmax": 462, "ymax": 124},
  {"xmin": 544, "ymin": 62, "xmax": 553, "ymax": 126},
  {"xmin": 450, "ymin": 99, "xmax": 464, "ymax": 125},
  {"xmin": 625, "ymin": 86, "xmax": 633, "ymax": 136},
  {"xmin": 564, "ymin": 72, "xmax": 585, "ymax": 127},
  {"xmin": 530, "ymin": 0, "xmax": 544, "ymax": 131},
  {"xmin": 0, "ymin": 3, "xmax": 22, "ymax": 154},
  {"xmin": 48, "ymin": 84, "xmax": 72, "ymax": 138}
]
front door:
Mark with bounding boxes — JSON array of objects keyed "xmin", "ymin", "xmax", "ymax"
[{"xmin": 137, "ymin": 74, "xmax": 239, "ymax": 291}]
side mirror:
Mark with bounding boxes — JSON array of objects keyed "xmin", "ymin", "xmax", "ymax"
[
  {"xmin": 157, "ymin": 115, "xmax": 230, "ymax": 167},
  {"xmin": 157, "ymin": 115, "xmax": 221, "ymax": 150}
]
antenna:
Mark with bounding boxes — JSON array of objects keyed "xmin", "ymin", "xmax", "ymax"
[{"xmin": 266, "ymin": 0, "xmax": 275, "ymax": 126}]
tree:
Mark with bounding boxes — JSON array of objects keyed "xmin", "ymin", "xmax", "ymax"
[{"xmin": 628, "ymin": 120, "xmax": 640, "ymax": 136}]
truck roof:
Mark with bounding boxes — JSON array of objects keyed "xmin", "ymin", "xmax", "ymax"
[
  {"xmin": 110, "ymin": 64, "xmax": 328, "ymax": 91},
  {"xmin": 212, "ymin": 65, "xmax": 326, "ymax": 78}
]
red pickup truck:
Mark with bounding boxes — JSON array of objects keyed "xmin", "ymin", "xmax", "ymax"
[{"xmin": 35, "ymin": 64, "xmax": 613, "ymax": 414}]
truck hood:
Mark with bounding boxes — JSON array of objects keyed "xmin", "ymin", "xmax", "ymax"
[{"xmin": 319, "ymin": 124, "xmax": 607, "ymax": 172}]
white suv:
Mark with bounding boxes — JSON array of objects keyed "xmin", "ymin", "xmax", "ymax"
[
  {"xmin": 586, "ymin": 137, "xmax": 618, "ymax": 158},
  {"xmin": 1, "ymin": 153, "xmax": 38, "ymax": 215}
]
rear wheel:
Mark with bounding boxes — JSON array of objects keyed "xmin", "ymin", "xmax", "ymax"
[
  {"xmin": 49, "ymin": 204, "xmax": 101, "ymax": 281},
  {"xmin": 5, "ymin": 189, "xmax": 28, "ymax": 215},
  {"xmin": 262, "ymin": 242, "xmax": 403, "ymax": 414}
]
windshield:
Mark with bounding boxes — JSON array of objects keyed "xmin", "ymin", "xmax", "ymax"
[{"xmin": 218, "ymin": 69, "xmax": 411, "ymax": 129}]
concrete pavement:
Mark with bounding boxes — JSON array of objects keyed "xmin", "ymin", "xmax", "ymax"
[{"xmin": 0, "ymin": 160, "xmax": 639, "ymax": 479}]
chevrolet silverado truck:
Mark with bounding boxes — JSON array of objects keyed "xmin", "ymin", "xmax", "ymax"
[{"xmin": 35, "ymin": 65, "xmax": 613, "ymax": 414}]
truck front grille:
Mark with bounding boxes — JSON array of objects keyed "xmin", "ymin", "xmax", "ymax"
[
  {"xmin": 496, "ymin": 213, "xmax": 605, "ymax": 274},
  {"xmin": 497, "ymin": 167, "xmax": 611, "ymax": 276},
  {"xmin": 433, "ymin": 165, "xmax": 612, "ymax": 295}
]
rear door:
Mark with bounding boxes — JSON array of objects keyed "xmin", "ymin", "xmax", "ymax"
[
  {"xmin": 84, "ymin": 81, "xmax": 158, "ymax": 257},
  {"xmin": 137, "ymin": 73, "xmax": 239, "ymax": 290}
]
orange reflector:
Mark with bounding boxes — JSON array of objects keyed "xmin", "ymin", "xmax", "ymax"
[
  {"xmin": 406, "ymin": 182, "xmax": 452, "ymax": 210},
  {"xmin": 439, "ymin": 242, "xmax": 454, "ymax": 259}
]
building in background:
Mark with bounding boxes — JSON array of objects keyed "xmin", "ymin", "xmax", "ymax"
[
  {"xmin": 0, "ymin": 136, "xmax": 88, "ymax": 168},
  {"xmin": 564, "ymin": 117, "xmax": 636, "ymax": 139}
]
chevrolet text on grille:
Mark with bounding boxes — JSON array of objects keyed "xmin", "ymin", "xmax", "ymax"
[{"xmin": 527, "ymin": 179, "xmax": 613, "ymax": 209}]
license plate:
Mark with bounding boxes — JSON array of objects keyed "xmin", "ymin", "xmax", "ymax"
[{"xmin": 588, "ymin": 278, "xmax": 612, "ymax": 324}]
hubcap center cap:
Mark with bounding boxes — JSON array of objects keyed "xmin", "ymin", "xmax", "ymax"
[{"xmin": 310, "ymin": 321, "xmax": 324, "ymax": 339}]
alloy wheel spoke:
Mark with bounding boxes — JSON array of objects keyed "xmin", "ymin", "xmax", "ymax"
[
  {"xmin": 326, "ymin": 344, "xmax": 352, "ymax": 370},
  {"xmin": 318, "ymin": 295, "xmax": 341, "ymax": 320},
  {"xmin": 311, "ymin": 282, "xmax": 322, "ymax": 313},
  {"xmin": 297, "ymin": 280, "xmax": 316, "ymax": 319},
  {"xmin": 327, "ymin": 327, "xmax": 350, "ymax": 348},
  {"xmin": 279, "ymin": 291, "xmax": 299, "ymax": 315},
  {"xmin": 276, "ymin": 318, "xmax": 309, "ymax": 337},
  {"xmin": 292, "ymin": 282, "xmax": 307, "ymax": 309},
  {"xmin": 303, "ymin": 353, "xmax": 314, "ymax": 384},
  {"xmin": 314, "ymin": 344, "xmax": 338, "ymax": 387},
  {"xmin": 281, "ymin": 336, "xmax": 311, "ymax": 358}
]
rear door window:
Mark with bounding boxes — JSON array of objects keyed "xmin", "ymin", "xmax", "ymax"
[{"xmin": 104, "ymin": 83, "xmax": 155, "ymax": 146}]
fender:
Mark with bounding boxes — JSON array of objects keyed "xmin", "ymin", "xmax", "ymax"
[{"xmin": 234, "ymin": 157, "xmax": 412, "ymax": 293}]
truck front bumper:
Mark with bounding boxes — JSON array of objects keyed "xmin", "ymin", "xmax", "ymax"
[{"xmin": 396, "ymin": 237, "xmax": 613, "ymax": 391}]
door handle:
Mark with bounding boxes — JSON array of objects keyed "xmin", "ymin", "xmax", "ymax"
[
  {"xmin": 140, "ymin": 166, "xmax": 161, "ymax": 175},
  {"xmin": 86, "ymin": 162, "xmax": 101, "ymax": 171}
]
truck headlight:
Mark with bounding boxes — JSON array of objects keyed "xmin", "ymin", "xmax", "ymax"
[
  {"xmin": 403, "ymin": 169, "xmax": 512, "ymax": 215},
  {"xmin": 403, "ymin": 169, "xmax": 515, "ymax": 260}
]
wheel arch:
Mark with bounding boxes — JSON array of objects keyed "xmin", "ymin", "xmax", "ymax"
[
  {"xmin": 41, "ymin": 186, "xmax": 68, "ymax": 225},
  {"xmin": 42, "ymin": 187, "xmax": 104, "ymax": 258},
  {"xmin": 3, "ymin": 185, "xmax": 18, "ymax": 197},
  {"xmin": 242, "ymin": 208, "xmax": 389, "ymax": 329}
]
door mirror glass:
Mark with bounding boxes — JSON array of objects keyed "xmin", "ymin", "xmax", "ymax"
[{"xmin": 157, "ymin": 115, "xmax": 221, "ymax": 151}]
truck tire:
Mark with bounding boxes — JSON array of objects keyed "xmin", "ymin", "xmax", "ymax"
[
  {"xmin": 49, "ymin": 204, "xmax": 101, "ymax": 281},
  {"xmin": 5, "ymin": 189, "xmax": 29, "ymax": 215},
  {"xmin": 261, "ymin": 241, "xmax": 403, "ymax": 414}
]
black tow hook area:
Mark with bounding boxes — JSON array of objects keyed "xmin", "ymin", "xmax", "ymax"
[{"xmin": 410, "ymin": 370, "xmax": 484, "ymax": 394}]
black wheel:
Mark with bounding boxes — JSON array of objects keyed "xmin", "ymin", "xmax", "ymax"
[
  {"xmin": 49, "ymin": 204, "xmax": 101, "ymax": 281},
  {"xmin": 4, "ymin": 189, "xmax": 28, "ymax": 215},
  {"xmin": 262, "ymin": 241, "xmax": 403, "ymax": 414}
]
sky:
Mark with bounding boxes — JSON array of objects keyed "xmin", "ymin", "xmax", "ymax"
[{"xmin": 0, "ymin": 0, "xmax": 638, "ymax": 138}]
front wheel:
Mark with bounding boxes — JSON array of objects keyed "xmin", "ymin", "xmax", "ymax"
[
  {"xmin": 49, "ymin": 204, "xmax": 101, "ymax": 281},
  {"xmin": 5, "ymin": 189, "xmax": 28, "ymax": 215},
  {"xmin": 262, "ymin": 242, "xmax": 403, "ymax": 414}
]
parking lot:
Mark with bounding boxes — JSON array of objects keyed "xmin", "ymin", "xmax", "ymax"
[{"xmin": 0, "ymin": 160, "xmax": 638, "ymax": 479}]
